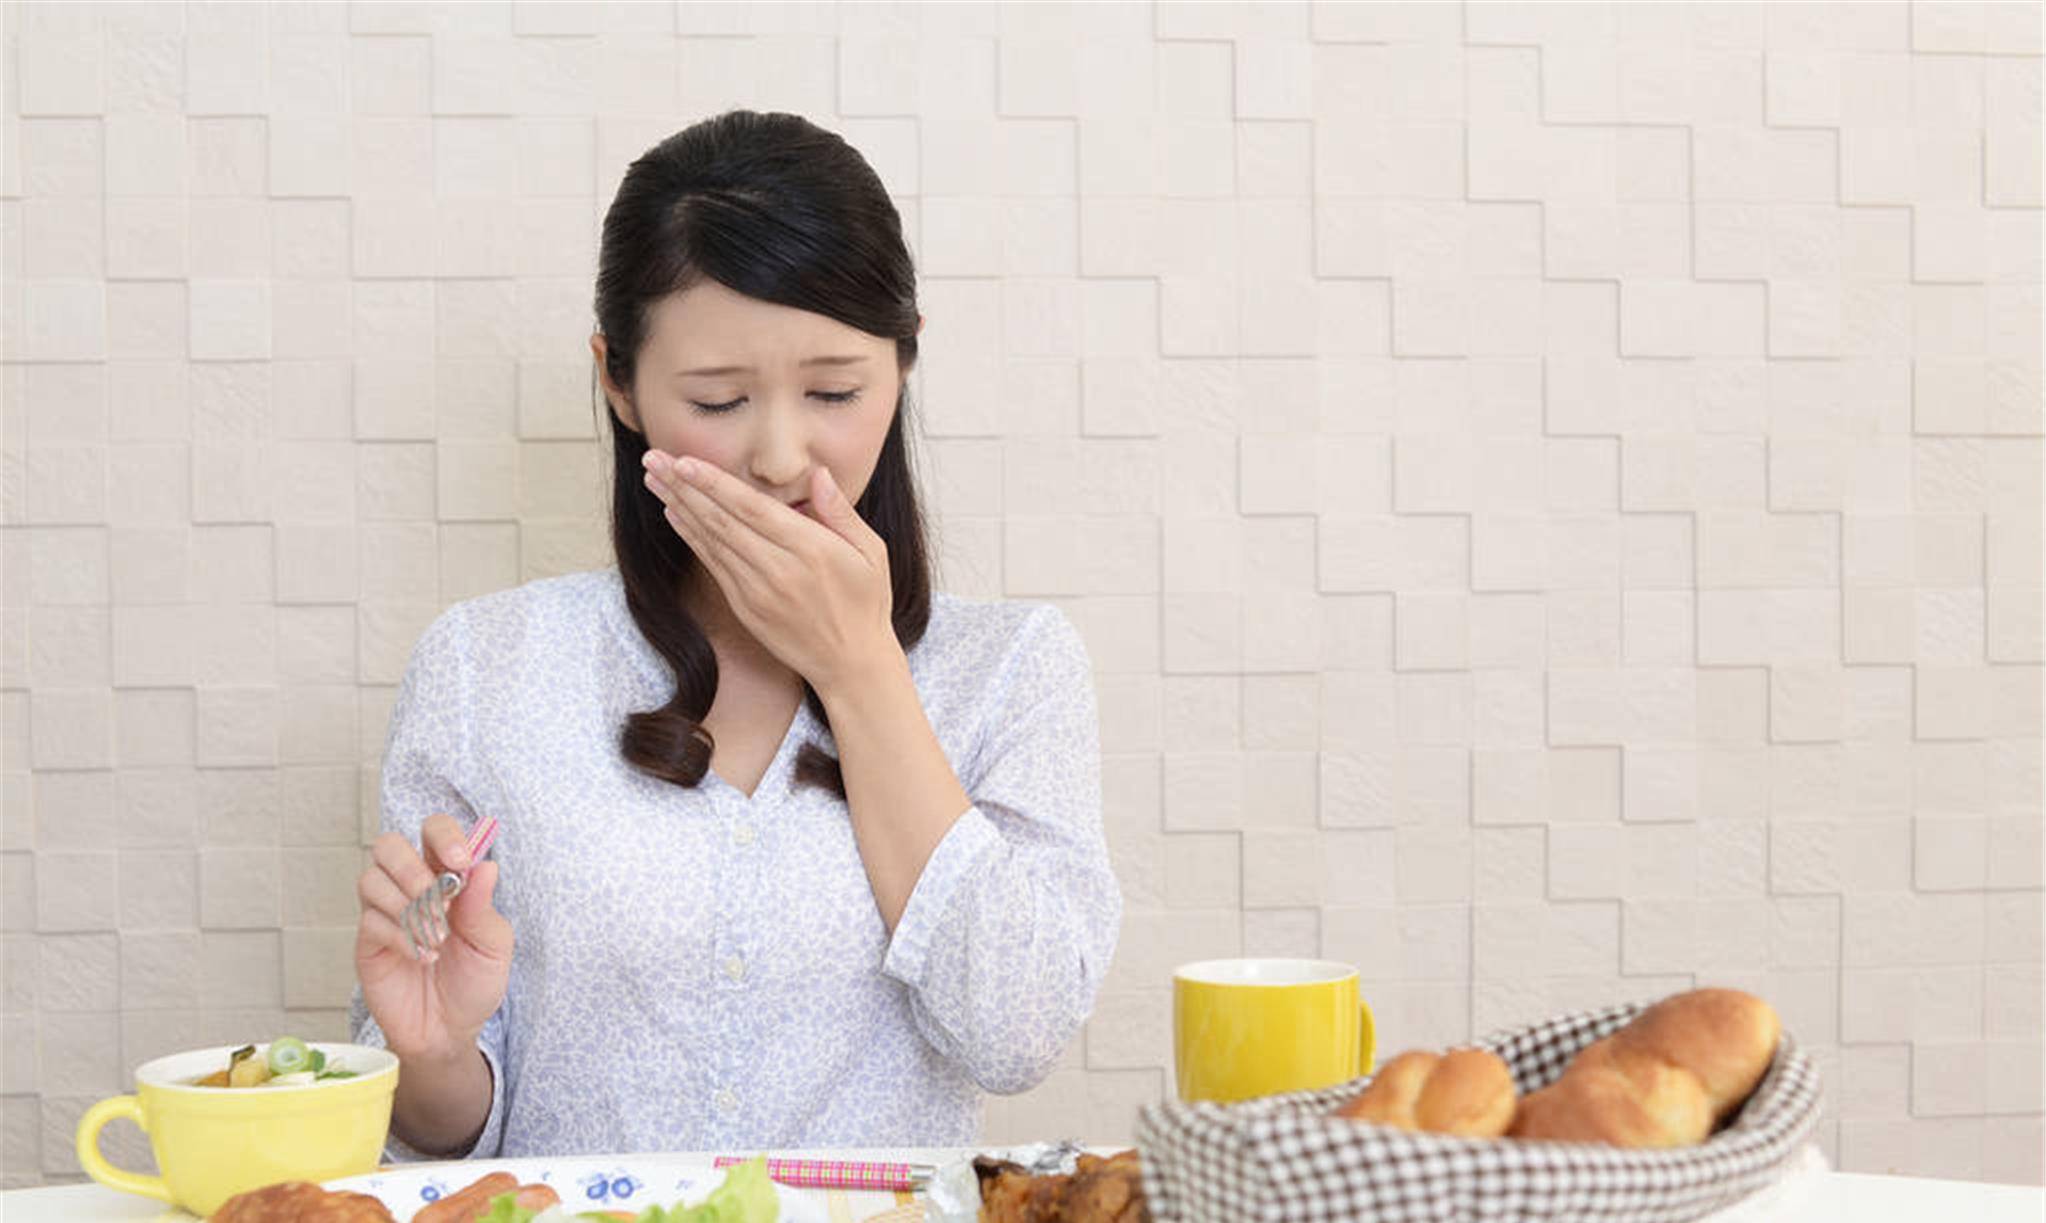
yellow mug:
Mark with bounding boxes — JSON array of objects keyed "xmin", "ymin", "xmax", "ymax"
[
  {"xmin": 75, "ymin": 1043, "xmax": 399, "ymax": 1217},
  {"xmin": 1174, "ymin": 958, "xmax": 1376, "ymax": 1103}
]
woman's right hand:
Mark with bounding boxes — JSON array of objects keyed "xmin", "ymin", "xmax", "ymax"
[{"xmin": 354, "ymin": 813, "xmax": 513, "ymax": 1062}]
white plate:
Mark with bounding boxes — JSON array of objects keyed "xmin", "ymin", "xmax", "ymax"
[{"xmin": 323, "ymin": 1154, "xmax": 911, "ymax": 1221}]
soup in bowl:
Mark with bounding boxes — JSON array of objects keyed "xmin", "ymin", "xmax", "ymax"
[{"xmin": 76, "ymin": 1041, "xmax": 398, "ymax": 1217}]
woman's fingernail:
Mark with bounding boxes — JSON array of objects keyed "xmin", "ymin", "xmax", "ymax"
[
  {"xmin": 641, "ymin": 451, "xmax": 661, "ymax": 471},
  {"xmin": 448, "ymin": 846, "xmax": 469, "ymax": 869},
  {"xmin": 676, "ymin": 456, "xmax": 701, "ymax": 483}
]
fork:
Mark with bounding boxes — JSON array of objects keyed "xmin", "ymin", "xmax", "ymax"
[{"xmin": 401, "ymin": 815, "xmax": 501, "ymax": 961}]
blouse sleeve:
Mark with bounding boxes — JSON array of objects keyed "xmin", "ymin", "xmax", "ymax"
[
  {"xmin": 347, "ymin": 602, "xmax": 513, "ymax": 1161},
  {"xmin": 879, "ymin": 604, "xmax": 1124, "ymax": 1095}
]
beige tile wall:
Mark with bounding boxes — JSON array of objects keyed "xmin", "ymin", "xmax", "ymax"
[{"xmin": 2, "ymin": 0, "xmax": 2041, "ymax": 1190}]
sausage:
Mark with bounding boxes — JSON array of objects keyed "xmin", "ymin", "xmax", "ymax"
[
  {"xmin": 409, "ymin": 1172, "xmax": 517, "ymax": 1223},
  {"xmin": 511, "ymin": 1184, "xmax": 560, "ymax": 1211}
]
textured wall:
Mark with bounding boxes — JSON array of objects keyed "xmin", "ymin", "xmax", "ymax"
[{"xmin": 2, "ymin": 0, "xmax": 2042, "ymax": 1190}]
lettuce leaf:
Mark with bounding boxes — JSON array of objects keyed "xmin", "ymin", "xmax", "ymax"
[
  {"xmin": 473, "ymin": 1193, "xmax": 540, "ymax": 1223},
  {"xmin": 632, "ymin": 1156, "xmax": 777, "ymax": 1223}
]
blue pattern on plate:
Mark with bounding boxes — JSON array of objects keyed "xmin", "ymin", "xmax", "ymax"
[
  {"xmin": 579, "ymin": 1170, "xmax": 642, "ymax": 1202},
  {"xmin": 324, "ymin": 1155, "xmax": 858, "ymax": 1222}
]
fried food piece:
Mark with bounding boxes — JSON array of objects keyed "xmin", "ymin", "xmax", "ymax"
[
  {"xmin": 1062, "ymin": 1151, "xmax": 1146, "ymax": 1222},
  {"xmin": 976, "ymin": 1149, "xmax": 1149, "ymax": 1223},
  {"xmin": 978, "ymin": 1166, "xmax": 1058, "ymax": 1223},
  {"xmin": 209, "ymin": 1180, "xmax": 395, "ymax": 1222}
]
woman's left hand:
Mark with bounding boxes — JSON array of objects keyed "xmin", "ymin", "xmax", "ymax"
[{"xmin": 641, "ymin": 451, "xmax": 900, "ymax": 695}]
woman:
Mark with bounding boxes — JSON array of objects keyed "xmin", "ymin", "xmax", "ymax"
[{"xmin": 349, "ymin": 110, "xmax": 1123, "ymax": 1159}]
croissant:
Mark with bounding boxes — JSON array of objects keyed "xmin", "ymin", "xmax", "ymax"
[
  {"xmin": 1508, "ymin": 987, "xmax": 1782, "ymax": 1148},
  {"xmin": 1332, "ymin": 1047, "xmax": 1518, "ymax": 1138}
]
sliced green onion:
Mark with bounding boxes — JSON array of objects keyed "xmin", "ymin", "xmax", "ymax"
[
  {"xmin": 266, "ymin": 1036, "xmax": 312, "ymax": 1075},
  {"xmin": 309, "ymin": 1048, "xmax": 326, "ymax": 1074},
  {"xmin": 314, "ymin": 1068, "xmax": 357, "ymax": 1080}
]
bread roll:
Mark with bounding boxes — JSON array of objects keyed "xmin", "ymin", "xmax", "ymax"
[
  {"xmin": 1333, "ymin": 1047, "xmax": 1517, "ymax": 1138},
  {"xmin": 1508, "ymin": 988, "xmax": 1781, "ymax": 1148}
]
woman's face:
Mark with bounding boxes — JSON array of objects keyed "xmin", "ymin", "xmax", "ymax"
[{"xmin": 594, "ymin": 279, "xmax": 914, "ymax": 513}]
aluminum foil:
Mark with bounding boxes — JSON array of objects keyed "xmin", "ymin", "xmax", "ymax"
[{"xmin": 921, "ymin": 1139, "xmax": 1087, "ymax": 1222}]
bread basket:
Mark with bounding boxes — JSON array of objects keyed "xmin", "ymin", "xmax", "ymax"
[{"xmin": 1133, "ymin": 999, "xmax": 1823, "ymax": 1223}]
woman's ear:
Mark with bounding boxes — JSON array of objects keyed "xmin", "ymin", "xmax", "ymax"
[{"xmin": 590, "ymin": 333, "xmax": 640, "ymax": 433}]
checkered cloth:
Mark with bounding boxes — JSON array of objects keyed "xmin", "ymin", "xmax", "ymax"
[{"xmin": 1133, "ymin": 999, "xmax": 1823, "ymax": 1223}]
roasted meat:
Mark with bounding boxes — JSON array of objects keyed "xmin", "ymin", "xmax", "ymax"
[{"xmin": 976, "ymin": 1148, "xmax": 1150, "ymax": 1223}]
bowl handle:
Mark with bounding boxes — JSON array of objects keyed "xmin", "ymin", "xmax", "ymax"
[{"xmin": 75, "ymin": 1095, "xmax": 172, "ymax": 1204}]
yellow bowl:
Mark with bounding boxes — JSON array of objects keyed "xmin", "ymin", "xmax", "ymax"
[{"xmin": 75, "ymin": 1042, "xmax": 398, "ymax": 1217}]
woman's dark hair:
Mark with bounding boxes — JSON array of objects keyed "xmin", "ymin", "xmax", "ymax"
[{"xmin": 595, "ymin": 110, "xmax": 931, "ymax": 799}]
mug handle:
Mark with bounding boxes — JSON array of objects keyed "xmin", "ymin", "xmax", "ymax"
[
  {"xmin": 1358, "ymin": 1000, "xmax": 1377, "ymax": 1076},
  {"xmin": 75, "ymin": 1095, "xmax": 172, "ymax": 1204}
]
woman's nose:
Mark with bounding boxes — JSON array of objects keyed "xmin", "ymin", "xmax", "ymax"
[{"xmin": 746, "ymin": 403, "xmax": 810, "ymax": 492}]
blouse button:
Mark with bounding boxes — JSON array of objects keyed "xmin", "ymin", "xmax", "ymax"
[
  {"xmin": 724, "ymin": 955, "xmax": 747, "ymax": 982},
  {"xmin": 716, "ymin": 1088, "xmax": 738, "ymax": 1112},
  {"xmin": 732, "ymin": 825, "xmax": 756, "ymax": 847}
]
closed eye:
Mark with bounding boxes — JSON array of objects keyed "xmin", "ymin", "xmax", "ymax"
[{"xmin": 690, "ymin": 389, "xmax": 862, "ymax": 414}]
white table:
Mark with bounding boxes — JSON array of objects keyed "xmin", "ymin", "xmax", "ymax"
[{"xmin": 3, "ymin": 1146, "xmax": 2040, "ymax": 1221}]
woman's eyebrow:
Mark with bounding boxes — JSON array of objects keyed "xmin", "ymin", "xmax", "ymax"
[{"xmin": 673, "ymin": 354, "xmax": 870, "ymax": 377}]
